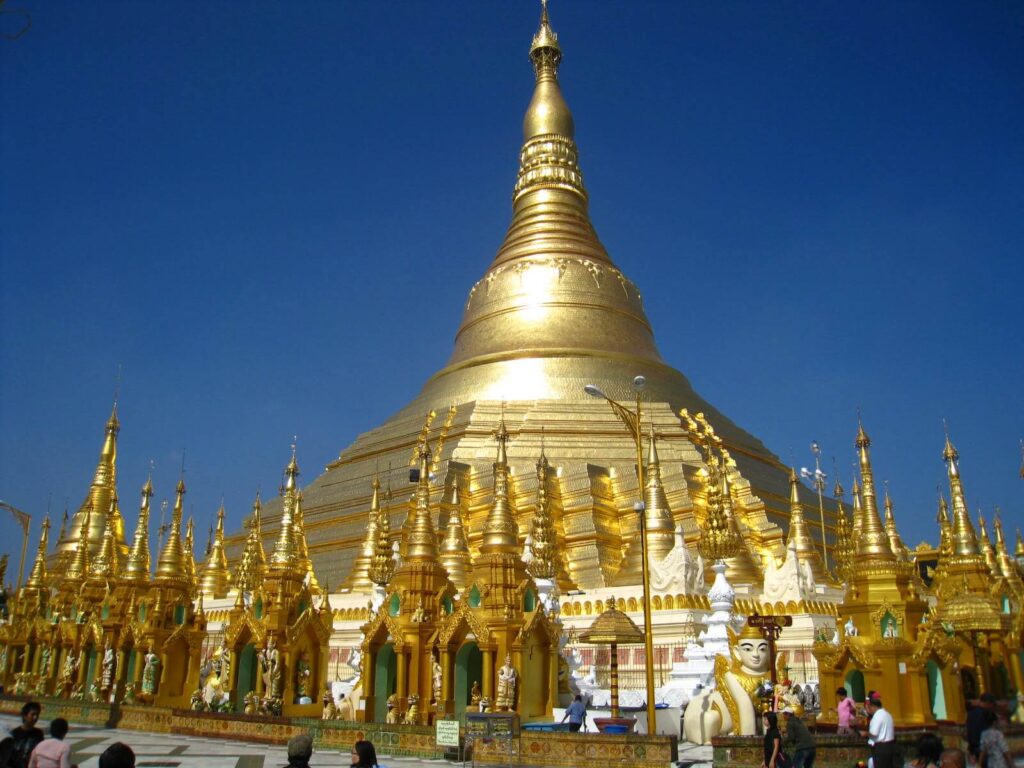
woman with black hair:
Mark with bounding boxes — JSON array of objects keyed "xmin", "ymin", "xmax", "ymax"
[
  {"xmin": 762, "ymin": 711, "xmax": 783, "ymax": 768},
  {"xmin": 349, "ymin": 741, "xmax": 377, "ymax": 768}
]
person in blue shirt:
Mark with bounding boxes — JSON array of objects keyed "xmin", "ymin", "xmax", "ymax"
[{"xmin": 561, "ymin": 695, "xmax": 587, "ymax": 732}]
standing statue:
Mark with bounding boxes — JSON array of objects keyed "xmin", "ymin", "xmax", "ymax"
[
  {"xmin": 844, "ymin": 617, "xmax": 859, "ymax": 637},
  {"xmin": 101, "ymin": 643, "xmax": 116, "ymax": 691},
  {"xmin": 495, "ymin": 654, "xmax": 518, "ymax": 710},
  {"xmin": 295, "ymin": 651, "xmax": 312, "ymax": 699},
  {"xmin": 431, "ymin": 655, "xmax": 443, "ymax": 705},
  {"xmin": 122, "ymin": 683, "xmax": 137, "ymax": 705},
  {"xmin": 470, "ymin": 680, "xmax": 481, "ymax": 706},
  {"xmin": 141, "ymin": 646, "xmax": 160, "ymax": 695},
  {"xmin": 322, "ymin": 686, "xmax": 337, "ymax": 719},
  {"xmin": 87, "ymin": 681, "xmax": 101, "ymax": 702},
  {"xmin": 59, "ymin": 651, "xmax": 79, "ymax": 692},
  {"xmin": 39, "ymin": 645, "xmax": 52, "ymax": 679},
  {"xmin": 0, "ymin": 644, "xmax": 9, "ymax": 677},
  {"xmin": 682, "ymin": 625, "xmax": 771, "ymax": 745},
  {"xmin": 258, "ymin": 637, "xmax": 282, "ymax": 699}
]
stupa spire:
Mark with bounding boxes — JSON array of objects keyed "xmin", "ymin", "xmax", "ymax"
[
  {"xmin": 155, "ymin": 478, "xmax": 187, "ymax": 584},
  {"xmin": 403, "ymin": 439, "xmax": 440, "ymax": 562},
  {"xmin": 853, "ymin": 422, "xmax": 896, "ymax": 563},
  {"xmin": 123, "ymin": 476, "xmax": 153, "ymax": 582},
  {"xmin": 347, "ymin": 475, "xmax": 382, "ymax": 591},
  {"xmin": 643, "ymin": 426, "xmax": 676, "ymax": 560},
  {"xmin": 831, "ymin": 480, "xmax": 853, "ymax": 582},
  {"xmin": 270, "ymin": 447, "xmax": 301, "ymax": 571},
  {"xmin": 293, "ymin": 490, "xmax": 320, "ymax": 591},
  {"xmin": 527, "ymin": 448, "xmax": 557, "ymax": 581},
  {"xmin": 1016, "ymin": 527, "xmax": 1024, "ymax": 561},
  {"xmin": 943, "ymin": 432, "xmax": 980, "ymax": 556},
  {"xmin": 882, "ymin": 483, "xmax": 908, "ymax": 560},
  {"xmin": 65, "ymin": 504, "xmax": 92, "ymax": 582},
  {"xmin": 23, "ymin": 515, "xmax": 50, "ymax": 591},
  {"xmin": 850, "ymin": 477, "xmax": 863, "ymax": 541},
  {"xmin": 439, "ymin": 482, "xmax": 472, "ymax": 590},
  {"xmin": 936, "ymin": 494, "xmax": 953, "ymax": 557},
  {"xmin": 992, "ymin": 514, "xmax": 1022, "ymax": 585},
  {"xmin": 977, "ymin": 513, "xmax": 999, "ymax": 577},
  {"xmin": 369, "ymin": 479, "xmax": 395, "ymax": 587},
  {"xmin": 786, "ymin": 467, "xmax": 828, "ymax": 581},
  {"xmin": 234, "ymin": 492, "xmax": 267, "ymax": 594},
  {"xmin": 199, "ymin": 503, "xmax": 231, "ymax": 598},
  {"xmin": 90, "ymin": 497, "xmax": 120, "ymax": 578},
  {"xmin": 481, "ymin": 419, "xmax": 520, "ymax": 554}
]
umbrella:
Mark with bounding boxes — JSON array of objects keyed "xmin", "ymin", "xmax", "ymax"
[{"xmin": 578, "ymin": 595, "xmax": 645, "ymax": 718}]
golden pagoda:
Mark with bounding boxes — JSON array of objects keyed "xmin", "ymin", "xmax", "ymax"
[
  {"xmin": 199, "ymin": 503, "xmax": 232, "ymax": 599},
  {"xmin": 815, "ymin": 422, "xmax": 933, "ymax": 725},
  {"xmin": 344, "ymin": 475, "xmax": 382, "ymax": 592},
  {"xmin": 786, "ymin": 467, "xmax": 828, "ymax": 583},
  {"xmin": 229, "ymin": 0, "xmax": 825, "ymax": 595},
  {"xmin": 439, "ymin": 481, "xmax": 472, "ymax": 592}
]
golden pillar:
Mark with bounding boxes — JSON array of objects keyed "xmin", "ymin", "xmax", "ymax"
[
  {"xmin": 440, "ymin": 648, "xmax": 453, "ymax": 715},
  {"xmin": 395, "ymin": 645, "xmax": 408, "ymax": 702},
  {"xmin": 228, "ymin": 649, "xmax": 240, "ymax": 696},
  {"xmin": 482, "ymin": 648, "xmax": 494, "ymax": 700}
]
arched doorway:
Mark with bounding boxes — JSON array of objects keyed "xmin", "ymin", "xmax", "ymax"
[
  {"xmin": 235, "ymin": 643, "xmax": 258, "ymax": 712},
  {"xmin": 373, "ymin": 644, "xmax": 397, "ymax": 722},
  {"xmin": 926, "ymin": 660, "xmax": 947, "ymax": 720},
  {"xmin": 845, "ymin": 669, "xmax": 865, "ymax": 703},
  {"xmin": 454, "ymin": 642, "xmax": 482, "ymax": 718}
]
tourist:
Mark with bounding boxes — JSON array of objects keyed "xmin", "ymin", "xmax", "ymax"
[
  {"xmin": 965, "ymin": 692, "xmax": 996, "ymax": 762},
  {"xmin": 909, "ymin": 732, "xmax": 943, "ymax": 768},
  {"xmin": 866, "ymin": 696, "xmax": 896, "ymax": 768},
  {"xmin": 978, "ymin": 710, "xmax": 1011, "ymax": 768},
  {"xmin": 349, "ymin": 740, "xmax": 377, "ymax": 768},
  {"xmin": 98, "ymin": 743, "xmax": 135, "ymax": 768},
  {"xmin": 8, "ymin": 702, "xmax": 44, "ymax": 768},
  {"xmin": 782, "ymin": 707, "xmax": 815, "ymax": 768},
  {"xmin": 26, "ymin": 719, "xmax": 73, "ymax": 768},
  {"xmin": 285, "ymin": 735, "xmax": 313, "ymax": 768},
  {"xmin": 561, "ymin": 694, "xmax": 587, "ymax": 732},
  {"xmin": 939, "ymin": 749, "xmax": 965, "ymax": 768},
  {"xmin": 761, "ymin": 712, "xmax": 783, "ymax": 768},
  {"xmin": 836, "ymin": 688, "xmax": 857, "ymax": 736}
]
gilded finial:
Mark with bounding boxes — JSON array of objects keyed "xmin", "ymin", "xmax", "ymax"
[
  {"xmin": 348, "ymin": 474, "xmax": 383, "ymax": 591},
  {"xmin": 439, "ymin": 480, "xmax": 472, "ymax": 589},
  {"xmin": 942, "ymin": 428, "xmax": 981, "ymax": 557},
  {"xmin": 991, "ymin": 514, "xmax": 1023, "ymax": 583},
  {"xmin": 270, "ymin": 446, "xmax": 302, "ymax": 572},
  {"xmin": 852, "ymin": 421, "xmax": 896, "ymax": 564},
  {"xmin": 66, "ymin": 504, "xmax": 93, "ymax": 581},
  {"xmin": 401, "ymin": 438, "xmax": 441, "ymax": 563},
  {"xmin": 199, "ymin": 503, "xmax": 231, "ymax": 599},
  {"xmin": 481, "ymin": 420, "xmax": 520, "ymax": 554},
  {"xmin": 123, "ymin": 478, "xmax": 153, "ymax": 582},
  {"xmin": 527, "ymin": 448, "xmax": 557, "ymax": 581},
  {"xmin": 977, "ymin": 512, "xmax": 999, "ymax": 576},
  {"xmin": 155, "ymin": 476, "xmax": 188, "ymax": 584},
  {"xmin": 23, "ymin": 516, "xmax": 51, "ymax": 591},
  {"xmin": 785, "ymin": 467, "xmax": 827, "ymax": 581},
  {"xmin": 697, "ymin": 452, "xmax": 740, "ymax": 562}
]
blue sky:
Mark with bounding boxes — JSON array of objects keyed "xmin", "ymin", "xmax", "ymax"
[{"xmin": 1, "ymin": 1, "xmax": 1022, "ymax": 577}]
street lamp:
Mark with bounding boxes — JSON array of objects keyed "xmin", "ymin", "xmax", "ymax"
[
  {"xmin": 583, "ymin": 376, "xmax": 657, "ymax": 734},
  {"xmin": 799, "ymin": 441, "xmax": 829, "ymax": 571}
]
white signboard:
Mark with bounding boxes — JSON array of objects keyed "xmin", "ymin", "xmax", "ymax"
[{"xmin": 436, "ymin": 719, "xmax": 460, "ymax": 747}]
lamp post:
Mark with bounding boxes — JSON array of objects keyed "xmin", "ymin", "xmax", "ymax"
[
  {"xmin": 800, "ymin": 441, "xmax": 829, "ymax": 572},
  {"xmin": 0, "ymin": 501, "xmax": 31, "ymax": 591},
  {"xmin": 583, "ymin": 376, "xmax": 657, "ymax": 734}
]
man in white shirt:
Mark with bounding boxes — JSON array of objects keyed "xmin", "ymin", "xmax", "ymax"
[{"xmin": 866, "ymin": 696, "xmax": 896, "ymax": 768}]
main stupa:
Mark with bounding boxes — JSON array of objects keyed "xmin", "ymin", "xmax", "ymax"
[{"xmin": 231, "ymin": 5, "xmax": 832, "ymax": 590}]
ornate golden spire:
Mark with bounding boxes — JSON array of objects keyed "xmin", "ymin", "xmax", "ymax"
[
  {"xmin": 183, "ymin": 516, "xmax": 197, "ymax": 587},
  {"xmin": 992, "ymin": 515, "xmax": 1023, "ymax": 585},
  {"xmin": 524, "ymin": 0, "xmax": 571, "ymax": 142},
  {"xmin": 234, "ymin": 493, "xmax": 267, "ymax": 594},
  {"xmin": 24, "ymin": 515, "xmax": 50, "ymax": 591},
  {"xmin": 60, "ymin": 402, "xmax": 125, "ymax": 561},
  {"xmin": 526, "ymin": 447, "xmax": 557, "ymax": 581},
  {"xmin": 786, "ymin": 467, "xmax": 828, "ymax": 581},
  {"xmin": 346, "ymin": 475, "xmax": 382, "ymax": 591},
  {"xmin": 480, "ymin": 420, "xmax": 520, "ymax": 554},
  {"xmin": 65, "ymin": 504, "xmax": 92, "ymax": 582},
  {"xmin": 850, "ymin": 477, "xmax": 863, "ymax": 541},
  {"xmin": 402, "ymin": 440, "xmax": 440, "ymax": 562},
  {"xmin": 721, "ymin": 458, "xmax": 762, "ymax": 583},
  {"xmin": 199, "ymin": 503, "xmax": 231, "ymax": 598},
  {"xmin": 881, "ymin": 484, "xmax": 909, "ymax": 560},
  {"xmin": 90, "ymin": 498, "xmax": 120, "ymax": 578},
  {"xmin": 977, "ymin": 514, "xmax": 999, "ymax": 577},
  {"xmin": 1016, "ymin": 527, "xmax": 1024, "ymax": 560},
  {"xmin": 936, "ymin": 494, "xmax": 953, "ymax": 558},
  {"xmin": 155, "ymin": 479, "xmax": 187, "ymax": 584},
  {"xmin": 943, "ymin": 432, "xmax": 981, "ymax": 557},
  {"xmin": 439, "ymin": 482, "xmax": 472, "ymax": 589},
  {"xmin": 697, "ymin": 453, "xmax": 740, "ymax": 562},
  {"xmin": 831, "ymin": 480, "xmax": 853, "ymax": 582},
  {"xmin": 123, "ymin": 477, "xmax": 153, "ymax": 582},
  {"xmin": 294, "ymin": 491, "xmax": 320, "ymax": 591},
  {"xmin": 270, "ymin": 447, "xmax": 301, "ymax": 572},
  {"xmin": 643, "ymin": 426, "xmax": 676, "ymax": 560},
  {"xmin": 853, "ymin": 422, "xmax": 896, "ymax": 563},
  {"xmin": 369, "ymin": 479, "xmax": 395, "ymax": 587},
  {"xmin": 56, "ymin": 508, "xmax": 68, "ymax": 546}
]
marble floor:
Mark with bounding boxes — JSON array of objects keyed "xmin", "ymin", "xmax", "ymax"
[{"xmin": 1, "ymin": 717, "xmax": 712, "ymax": 768}]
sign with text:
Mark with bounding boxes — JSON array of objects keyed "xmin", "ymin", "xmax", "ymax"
[{"xmin": 436, "ymin": 718, "xmax": 460, "ymax": 747}]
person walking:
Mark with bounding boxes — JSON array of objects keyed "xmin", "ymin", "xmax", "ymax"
[
  {"xmin": 965, "ymin": 693, "xmax": 996, "ymax": 763},
  {"xmin": 761, "ymin": 711, "xmax": 784, "ymax": 768},
  {"xmin": 349, "ymin": 741, "xmax": 377, "ymax": 768},
  {"xmin": 26, "ymin": 719, "xmax": 73, "ymax": 768},
  {"xmin": 978, "ymin": 710, "xmax": 1011, "ymax": 768},
  {"xmin": 8, "ymin": 702, "xmax": 44, "ymax": 768},
  {"xmin": 783, "ymin": 707, "xmax": 815, "ymax": 768},
  {"xmin": 836, "ymin": 688, "xmax": 858, "ymax": 736},
  {"xmin": 561, "ymin": 695, "xmax": 587, "ymax": 732},
  {"xmin": 866, "ymin": 696, "xmax": 896, "ymax": 768}
]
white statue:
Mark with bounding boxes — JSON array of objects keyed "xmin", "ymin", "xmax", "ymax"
[
  {"xmin": 432, "ymin": 656, "xmax": 442, "ymax": 704},
  {"xmin": 495, "ymin": 653, "xmax": 518, "ymax": 710},
  {"xmin": 650, "ymin": 524, "xmax": 703, "ymax": 593},
  {"xmin": 141, "ymin": 647, "xmax": 160, "ymax": 695},
  {"xmin": 259, "ymin": 637, "xmax": 282, "ymax": 698},
  {"xmin": 844, "ymin": 617, "xmax": 858, "ymax": 637},
  {"xmin": 682, "ymin": 625, "xmax": 771, "ymax": 745},
  {"xmin": 101, "ymin": 644, "xmax": 116, "ymax": 690}
]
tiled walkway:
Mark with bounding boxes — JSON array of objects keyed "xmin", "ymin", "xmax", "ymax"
[{"xmin": 2, "ymin": 718, "xmax": 712, "ymax": 768}]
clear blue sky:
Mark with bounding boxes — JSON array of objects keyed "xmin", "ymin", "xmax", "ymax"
[{"xmin": 1, "ymin": 1, "xmax": 1022, "ymax": 577}]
